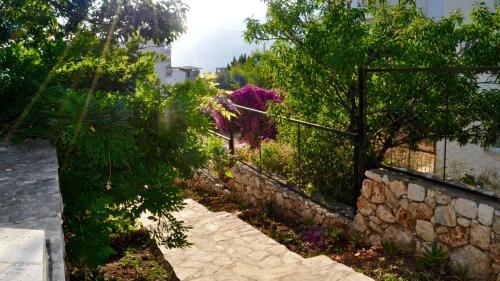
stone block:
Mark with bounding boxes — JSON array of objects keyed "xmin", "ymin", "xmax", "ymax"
[
  {"xmin": 434, "ymin": 205, "xmax": 457, "ymax": 227},
  {"xmin": 382, "ymin": 225, "xmax": 415, "ymax": 252},
  {"xmin": 408, "ymin": 202, "xmax": 433, "ymax": 221},
  {"xmin": 361, "ymin": 179, "xmax": 385, "ymax": 204},
  {"xmin": 388, "ymin": 180, "xmax": 407, "ymax": 198},
  {"xmin": 396, "ymin": 207, "xmax": 416, "ymax": 230},
  {"xmin": 384, "ymin": 186, "xmax": 399, "ymax": 210},
  {"xmin": 478, "ymin": 204, "xmax": 494, "ymax": 226},
  {"xmin": 353, "ymin": 214, "xmax": 368, "ymax": 232},
  {"xmin": 454, "ymin": 198, "xmax": 477, "ymax": 219},
  {"xmin": 376, "ymin": 205, "xmax": 396, "ymax": 223},
  {"xmin": 407, "ymin": 184, "xmax": 425, "ymax": 202},
  {"xmin": 457, "ymin": 217, "xmax": 471, "ymax": 227},
  {"xmin": 0, "ymin": 228, "xmax": 47, "ymax": 281},
  {"xmin": 438, "ymin": 226, "xmax": 468, "ymax": 248},
  {"xmin": 435, "ymin": 192, "xmax": 451, "ymax": 205},
  {"xmin": 450, "ymin": 245, "xmax": 490, "ymax": 280},
  {"xmin": 470, "ymin": 222, "xmax": 491, "ymax": 251},
  {"xmin": 416, "ymin": 220, "xmax": 435, "ymax": 242},
  {"xmin": 357, "ymin": 197, "xmax": 376, "ymax": 216}
]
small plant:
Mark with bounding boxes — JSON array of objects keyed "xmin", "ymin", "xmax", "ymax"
[
  {"xmin": 419, "ymin": 242, "xmax": 449, "ymax": 273},
  {"xmin": 349, "ymin": 233, "xmax": 364, "ymax": 248},
  {"xmin": 451, "ymin": 263, "xmax": 470, "ymax": 281},
  {"xmin": 203, "ymin": 136, "xmax": 233, "ymax": 180},
  {"xmin": 381, "ymin": 241, "xmax": 399, "ymax": 255},
  {"xmin": 120, "ymin": 249, "xmax": 142, "ymax": 269},
  {"xmin": 327, "ymin": 227, "xmax": 346, "ymax": 243}
]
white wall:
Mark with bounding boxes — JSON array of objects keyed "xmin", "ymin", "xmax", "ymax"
[
  {"xmin": 436, "ymin": 140, "xmax": 500, "ymax": 189},
  {"xmin": 165, "ymin": 69, "xmax": 187, "ymax": 85}
]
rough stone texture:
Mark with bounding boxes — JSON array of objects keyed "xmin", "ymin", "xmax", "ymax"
[
  {"xmin": 353, "ymin": 214, "xmax": 367, "ymax": 232},
  {"xmin": 457, "ymin": 217, "xmax": 471, "ymax": 227},
  {"xmin": 141, "ymin": 199, "xmax": 373, "ymax": 281},
  {"xmin": 357, "ymin": 197, "xmax": 376, "ymax": 216},
  {"xmin": 454, "ymin": 198, "xmax": 478, "ymax": 219},
  {"xmin": 438, "ymin": 226, "xmax": 469, "ymax": 248},
  {"xmin": 416, "ymin": 220, "xmax": 435, "ymax": 242},
  {"xmin": 478, "ymin": 204, "xmax": 494, "ymax": 226},
  {"xmin": 0, "ymin": 228, "xmax": 47, "ymax": 281},
  {"xmin": 375, "ymin": 205, "xmax": 396, "ymax": 223},
  {"xmin": 362, "ymin": 180, "xmax": 385, "ymax": 204},
  {"xmin": 360, "ymin": 169, "xmax": 500, "ymax": 280},
  {"xmin": 407, "ymin": 183, "xmax": 425, "ymax": 202},
  {"xmin": 382, "ymin": 225, "xmax": 415, "ymax": 252},
  {"xmin": 395, "ymin": 207, "xmax": 415, "ymax": 230},
  {"xmin": 408, "ymin": 202, "xmax": 432, "ymax": 220},
  {"xmin": 434, "ymin": 205, "xmax": 457, "ymax": 227},
  {"xmin": 388, "ymin": 180, "xmax": 407, "ymax": 198},
  {"xmin": 470, "ymin": 222, "xmax": 491, "ymax": 250},
  {"xmin": 450, "ymin": 245, "xmax": 491, "ymax": 280},
  {"xmin": 0, "ymin": 140, "xmax": 66, "ymax": 281}
]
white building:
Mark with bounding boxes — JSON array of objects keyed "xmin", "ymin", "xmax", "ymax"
[
  {"xmin": 143, "ymin": 43, "xmax": 201, "ymax": 85},
  {"xmin": 165, "ymin": 66, "xmax": 202, "ymax": 85}
]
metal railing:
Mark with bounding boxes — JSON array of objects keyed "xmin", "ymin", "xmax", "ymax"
[
  {"xmin": 208, "ymin": 103, "xmax": 362, "ymax": 207},
  {"xmin": 363, "ymin": 66, "xmax": 500, "ymax": 200}
]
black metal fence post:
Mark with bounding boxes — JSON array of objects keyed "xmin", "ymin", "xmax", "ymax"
[
  {"xmin": 229, "ymin": 118, "xmax": 235, "ymax": 155},
  {"xmin": 297, "ymin": 123, "xmax": 301, "ymax": 188},
  {"xmin": 354, "ymin": 67, "xmax": 367, "ymax": 207}
]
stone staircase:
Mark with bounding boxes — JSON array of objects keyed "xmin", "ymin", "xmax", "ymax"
[{"xmin": 141, "ymin": 199, "xmax": 373, "ymax": 281}]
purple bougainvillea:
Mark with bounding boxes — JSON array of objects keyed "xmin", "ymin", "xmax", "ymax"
[
  {"xmin": 301, "ymin": 227, "xmax": 327, "ymax": 250},
  {"xmin": 212, "ymin": 85, "xmax": 282, "ymax": 148}
]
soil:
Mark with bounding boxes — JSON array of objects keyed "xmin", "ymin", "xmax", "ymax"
[
  {"xmin": 182, "ymin": 185, "xmax": 460, "ymax": 281},
  {"xmin": 69, "ymin": 229, "xmax": 179, "ymax": 281}
]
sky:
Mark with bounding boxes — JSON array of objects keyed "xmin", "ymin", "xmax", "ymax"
[{"xmin": 171, "ymin": 0, "xmax": 268, "ymax": 72}]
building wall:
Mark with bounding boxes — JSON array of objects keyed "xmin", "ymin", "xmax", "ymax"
[
  {"xmin": 436, "ymin": 140, "xmax": 500, "ymax": 189},
  {"xmin": 165, "ymin": 69, "xmax": 187, "ymax": 85}
]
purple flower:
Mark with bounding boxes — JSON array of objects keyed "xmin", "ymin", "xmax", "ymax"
[
  {"xmin": 301, "ymin": 227, "xmax": 326, "ymax": 250},
  {"xmin": 211, "ymin": 85, "xmax": 282, "ymax": 148}
]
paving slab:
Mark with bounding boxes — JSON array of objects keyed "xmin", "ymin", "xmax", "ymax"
[
  {"xmin": 141, "ymin": 199, "xmax": 373, "ymax": 281},
  {"xmin": 0, "ymin": 228, "xmax": 47, "ymax": 281}
]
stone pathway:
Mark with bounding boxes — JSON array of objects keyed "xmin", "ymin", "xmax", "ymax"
[{"xmin": 140, "ymin": 199, "xmax": 373, "ymax": 281}]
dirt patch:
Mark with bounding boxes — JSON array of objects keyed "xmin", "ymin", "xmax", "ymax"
[{"xmin": 69, "ymin": 229, "xmax": 178, "ymax": 281}]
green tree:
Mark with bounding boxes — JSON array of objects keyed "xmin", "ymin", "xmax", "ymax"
[
  {"xmin": 1, "ymin": 0, "xmax": 213, "ymax": 271},
  {"xmin": 244, "ymin": 1, "xmax": 499, "ymax": 201}
]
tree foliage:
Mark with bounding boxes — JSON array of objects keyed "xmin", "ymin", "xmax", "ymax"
[
  {"xmin": 244, "ymin": 0, "xmax": 499, "ymax": 202},
  {"xmin": 0, "ymin": 0, "xmax": 212, "ymax": 269}
]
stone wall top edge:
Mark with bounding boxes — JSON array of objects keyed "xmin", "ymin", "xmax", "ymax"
[
  {"xmin": 231, "ymin": 163, "xmax": 354, "ymax": 220},
  {"xmin": 366, "ymin": 168, "xmax": 500, "ymax": 209}
]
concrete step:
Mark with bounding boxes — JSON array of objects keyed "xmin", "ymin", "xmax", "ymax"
[{"xmin": 0, "ymin": 228, "xmax": 48, "ymax": 281}]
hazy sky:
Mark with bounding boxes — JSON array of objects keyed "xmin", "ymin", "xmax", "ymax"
[{"xmin": 171, "ymin": 0, "xmax": 268, "ymax": 72}]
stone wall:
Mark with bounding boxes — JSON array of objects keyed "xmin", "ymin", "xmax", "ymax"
[
  {"xmin": 188, "ymin": 163, "xmax": 354, "ymax": 230},
  {"xmin": 0, "ymin": 140, "xmax": 66, "ymax": 280},
  {"xmin": 354, "ymin": 168, "xmax": 500, "ymax": 280}
]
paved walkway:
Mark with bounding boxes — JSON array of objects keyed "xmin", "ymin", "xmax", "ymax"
[{"xmin": 140, "ymin": 199, "xmax": 372, "ymax": 281}]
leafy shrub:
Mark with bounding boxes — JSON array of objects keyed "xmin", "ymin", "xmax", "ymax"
[
  {"xmin": 381, "ymin": 241, "xmax": 399, "ymax": 255},
  {"xmin": 203, "ymin": 136, "xmax": 233, "ymax": 180},
  {"xmin": 419, "ymin": 242, "xmax": 449, "ymax": 273},
  {"xmin": 212, "ymin": 85, "xmax": 282, "ymax": 147},
  {"xmin": 301, "ymin": 227, "xmax": 327, "ymax": 250}
]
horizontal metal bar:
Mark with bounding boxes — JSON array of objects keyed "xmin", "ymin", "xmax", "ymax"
[
  {"xmin": 232, "ymin": 104, "xmax": 357, "ymax": 138},
  {"xmin": 207, "ymin": 129, "xmax": 230, "ymax": 141},
  {"xmin": 379, "ymin": 164, "xmax": 499, "ymax": 202},
  {"xmin": 365, "ymin": 66, "xmax": 500, "ymax": 73}
]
